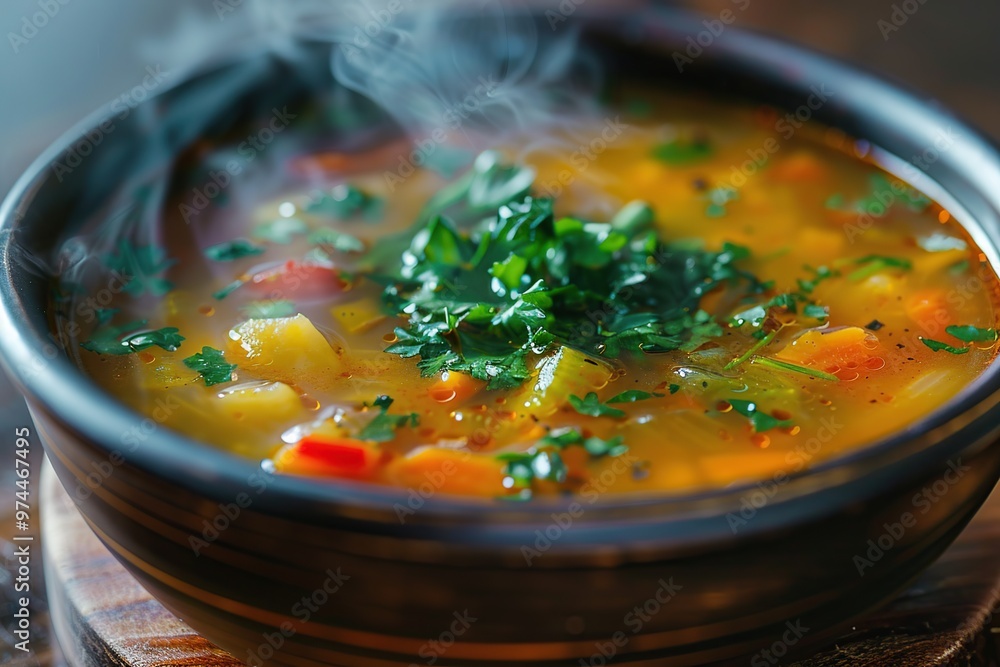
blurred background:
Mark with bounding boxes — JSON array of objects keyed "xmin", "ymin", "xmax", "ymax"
[{"xmin": 0, "ymin": 1, "xmax": 997, "ymax": 664}]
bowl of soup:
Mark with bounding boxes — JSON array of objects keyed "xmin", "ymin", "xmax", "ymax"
[{"xmin": 3, "ymin": 5, "xmax": 1000, "ymax": 666}]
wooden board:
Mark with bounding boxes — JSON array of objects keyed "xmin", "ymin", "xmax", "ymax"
[{"xmin": 37, "ymin": 457, "xmax": 1000, "ymax": 667}]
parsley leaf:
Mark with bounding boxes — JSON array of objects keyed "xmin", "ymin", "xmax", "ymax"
[
  {"xmin": 568, "ymin": 392, "xmax": 626, "ymax": 418},
  {"xmin": 308, "ymin": 228, "xmax": 366, "ymax": 254},
  {"xmin": 651, "ymin": 137, "xmax": 712, "ymax": 165},
  {"xmin": 920, "ymin": 338, "xmax": 970, "ymax": 354},
  {"xmin": 945, "ymin": 324, "xmax": 997, "ymax": 343},
  {"xmin": 204, "ymin": 239, "xmax": 264, "ymax": 262},
  {"xmin": 847, "ymin": 255, "xmax": 912, "ymax": 281},
  {"xmin": 307, "ymin": 184, "xmax": 383, "ymax": 221},
  {"xmin": 105, "ymin": 240, "xmax": 174, "ymax": 296},
  {"xmin": 607, "ymin": 390, "xmax": 665, "ymax": 403},
  {"xmin": 727, "ymin": 399, "xmax": 793, "ymax": 433},
  {"xmin": 81, "ymin": 320, "xmax": 184, "ymax": 355},
  {"xmin": 376, "ymin": 155, "xmax": 766, "ymax": 389},
  {"xmin": 356, "ymin": 395, "xmax": 418, "ymax": 442},
  {"xmin": 499, "ymin": 428, "xmax": 629, "ymax": 495},
  {"xmin": 183, "ymin": 346, "xmax": 236, "ymax": 386}
]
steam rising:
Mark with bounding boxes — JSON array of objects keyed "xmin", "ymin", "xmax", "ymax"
[{"xmin": 49, "ymin": 0, "xmax": 615, "ymax": 360}]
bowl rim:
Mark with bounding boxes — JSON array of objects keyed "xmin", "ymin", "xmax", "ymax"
[{"xmin": 3, "ymin": 8, "xmax": 1000, "ymax": 535}]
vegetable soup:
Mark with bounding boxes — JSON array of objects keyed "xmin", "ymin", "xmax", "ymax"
[{"xmin": 59, "ymin": 96, "xmax": 1000, "ymax": 499}]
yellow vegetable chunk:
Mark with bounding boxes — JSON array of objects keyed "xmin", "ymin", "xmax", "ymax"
[
  {"xmin": 332, "ymin": 301, "xmax": 387, "ymax": 334},
  {"xmin": 227, "ymin": 314, "xmax": 342, "ymax": 384},
  {"xmin": 215, "ymin": 380, "xmax": 303, "ymax": 426},
  {"xmin": 509, "ymin": 346, "xmax": 613, "ymax": 416}
]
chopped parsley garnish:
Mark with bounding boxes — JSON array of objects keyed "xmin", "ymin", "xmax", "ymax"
[
  {"xmin": 607, "ymin": 390, "xmax": 665, "ymax": 404},
  {"xmin": 651, "ymin": 137, "xmax": 712, "ymax": 165},
  {"xmin": 307, "ymin": 184, "xmax": 383, "ymax": 221},
  {"xmin": 568, "ymin": 392, "xmax": 626, "ymax": 418},
  {"xmin": 499, "ymin": 428, "xmax": 628, "ymax": 496},
  {"xmin": 865, "ymin": 319, "xmax": 885, "ymax": 331},
  {"xmin": 920, "ymin": 338, "xmax": 969, "ymax": 355},
  {"xmin": 204, "ymin": 239, "xmax": 264, "ymax": 262},
  {"xmin": 944, "ymin": 324, "xmax": 997, "ymax": 343},
  {"xmin": 356, "ymin": 395, "xmax": 419, "ymax": 442},
  {"xmin": 241, "ymin": 300, "xmax": 297, "ymax": 319},
  {"xmin": 704, "ymin": 185, "xmax": 738, "ymax": 218},
  {"xmin": 727, "ymin": 399, "xmax": 793, "ymax": 433},
  {"xmin": 796, "ymin": 265, "xmax": 838, "ymax": 294},
  {"xmin": 308, "ymin": 228, "xmax": 365, "ymax": 254},
  {"xmin": 212, "ymin": 280, "xmax": 244, "ymax": 301},
  {"xmin": 81, "ymin": 321, "xmax": 184, "ymax": 355},
  {"xmin": 828, "ymin": 173, "xmax": 930, "ymax": 218},
  {"xmin": 105, "ymin": 240, "xmax": 175, "ymax": 296},
  {"xmin": 376, "ymin": 166, "xmax": 766, "ymax": 389},
  {"xmin": 253, "ymin": 217, "xmax": 307, "ymax": 244},
  {"xmin": 847, "ymin": 255, "xmax": 912, "ymax": 281},
  {"xmin": 668, "ymin": 383, "xmax": 681, "ymax": 394},
  {"xmin": 183, "ymin": 346, "xmax": 236, "ymax": 386}
]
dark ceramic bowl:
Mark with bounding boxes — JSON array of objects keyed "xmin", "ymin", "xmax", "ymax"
[{"xmin": 4, "ymin": 8, "xmax": 1000, "ymax": 666}]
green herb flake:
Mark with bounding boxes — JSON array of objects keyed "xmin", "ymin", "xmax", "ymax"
[
  {"xmin": 212, "ymin": 279, "xmax": 244, "ymax": 301},
  {"xmin": 82, "ymin": 321, "xmax": 185, "ymax": 356},
  {"xmin": 668, "ymin": 384, "xmax": 681, "ymax": 394},
  {"xmin": 568, "ymin": 392, "xmax": 626, "ymax": 418},
  {"xmin": 607, "ymin": 390, "xmax": 665, "ymax": 404},
  {"xmin": 204, "ymin": 239, "xmax": 265, "ymax": 262},
  {"xmin": 727, "ymin": 398, "xmax": 794, "ymax": 433},
  {"xmin": 944, "ymin": 324, "xmax": 997, "ymax": 343},
  {"xmin": 848, "ymin": 255, "xmax": 912, "ymax": 281},
  {"xmin": 920, "ymin": 338, "xmax": 970, "ymax": 354},
  {"xmin": 105, "ymin": 240, "xmax": 175, "ymax": 297},
  {"xmin": 183, "ymin": 346, "xmax": 236, "ymax": 386},
  {"xmin": 356, "ymin": 395, "xmax": 417, "ymax": 442},
  {"xmin": 651, "ymin": 137, "xmax": 713, "ymax": 165},
  {"xmin": 307, "ymin": 184, "xmax": 383, "ymax": 222},
  {"xmin": 308, "ymin": 228, "xmax": 366, "ymax": 254},
  {"xmin": 253, "ymin": 217, "xmax": 308, "ymax": 244},
  {"xmin": 241, "ymin": 300, "xmax": 297, "ymax": 319}
]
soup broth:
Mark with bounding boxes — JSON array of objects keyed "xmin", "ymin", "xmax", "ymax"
[{"xmin": 60, "ymin": 95, "xmax": 1000, "ymax": 499}]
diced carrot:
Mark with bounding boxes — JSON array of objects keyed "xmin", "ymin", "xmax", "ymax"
[
  {"xmin": 776, "ymin": 326, "xmax": 883, "ymax": 377},
  {"xmin": 273, "ymin": 435, "xmax": 384, "ymax": 479},
  {"xmin": 770, "ymin": 151, "xmax": 828, "ymax": 183},
  {"xmin": 384, "ymin": 447, "xmax": 508, "ymax": 497},
  {"xmin": 904, "ymin": 288, "xmax": 953, "ymax": 336},
  {"xmin": 428, "ymin": 371, "xmax": 485, "ymax": 404}
]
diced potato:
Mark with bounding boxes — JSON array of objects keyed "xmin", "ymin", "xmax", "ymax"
[
  {"xmin": 509, "ymin": 346, "xmax": 613, "ymax": 416},
  {"xmin": 332, "ymin": 301, "xmax": 387, "ymax": 334},
  {"xmin": 227, "ymin": 314, "xmax": 342, "ymax": 384},
  {"xmin": 384, "ymin": 446, "xmax": 508, "ymax": 497},
  {"xmin": 215, "ymin": 380, "xmax": 302, "ymax": 426}
]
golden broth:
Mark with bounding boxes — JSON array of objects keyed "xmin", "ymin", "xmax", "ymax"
[{"xmin": 64, "ymin": 96, "xmax": 1000, "ymax": 499}]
